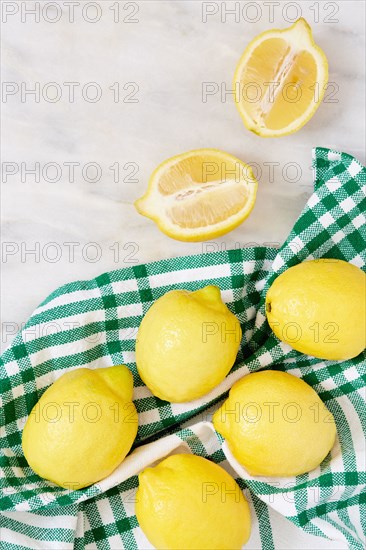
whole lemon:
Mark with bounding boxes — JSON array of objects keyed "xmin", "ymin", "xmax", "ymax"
[
  {"xmin": 22, "ymin": 365, "xmax": 138, "ymax": 489},
  {"xmin": 213, "ymin": 370, "xmax": 337, "ymax": 477},
  {"xmin": 135, "ymin": 285, "xmax": 242, "ymax": 402},
  {"xmin": 135, "ymin": 453, "xmax": 251, "ymax": 549},
  {"xmin": 266, "ymin": 259, "xmax": 366, "ymax": 360}
]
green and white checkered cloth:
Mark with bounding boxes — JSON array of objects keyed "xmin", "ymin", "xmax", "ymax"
[{"xmin": 1, "ymin": 147, "xmax": 365, "ymax": 550}]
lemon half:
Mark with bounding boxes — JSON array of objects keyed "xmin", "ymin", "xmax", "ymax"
[
  {"xmin": 135, "ymin": 149, "xmax": 258, "ymax": 241},
  {"xmin": 234, "ymin": 18, "xmax": 328, "ymax": 137}
]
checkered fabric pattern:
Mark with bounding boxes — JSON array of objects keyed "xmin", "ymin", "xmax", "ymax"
[{"xmin": 1, "ymin": 148, "xmax": 365, "ymax": 549}]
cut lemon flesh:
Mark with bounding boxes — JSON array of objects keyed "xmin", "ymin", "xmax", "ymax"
[
  {"xmin": 234, "ymin": 18, "xmax": 328, "ymax": 137},
  {"xmin": 135, "ymin": 149, "xmax": 258, "ymax": 242}
]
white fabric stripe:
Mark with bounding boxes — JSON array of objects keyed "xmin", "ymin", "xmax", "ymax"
[
  {"xmin": 110, "ymin": 279, "xmax": 139, "ymax": 295},
  {"xmin": 1, "ymin": 527, "xmax": 74, "ymax": 550},
  {"xmin": 26, "ymin": 332, "xmax": 107, "ymax": 368},
  {"xmin": 336, "ymin": 395, "xmax": 366, "ymax": 472},
  {"xmin": 2, "ymin": 510, "xmax": 76, "ymax": 530},
  {"xmin": 269, "ymin": 506, "xmax": 348, "ymax": 549},
  {"xmin": 148, "ymin": 263, "xmax": 232, "ymax": 289},
  {"xmin": 311, "ymin": 516, "xmax": 350, "ymax": 547}
]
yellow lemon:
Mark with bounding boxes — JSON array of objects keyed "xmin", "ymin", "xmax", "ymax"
[
  {"xmin": 234, "ymin": 18, "xmax": 328, "ymax": 137},
  {"xmin": 135, "ymin": 453, "xmax": 251, "ymax": 550},
  {"xmin": 22, "ymin": 365, "xmax": 138, "ymax": 489},
  {"xmin": 135, "ymin": 149, "xmax": 258, "ymax": 241},
  {"xmin": 135, "ymin": 285, "xmax": 242, "ymax": 402},
  {"xmin": 266, "ymin": 259, "xmax": 366, "ymax": 360},
  {"xmin": 213, "ymin": 370, "xmax": 337, "ymax": 477}
]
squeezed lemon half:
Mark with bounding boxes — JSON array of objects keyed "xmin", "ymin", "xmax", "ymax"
[
  {"xmin": 234, "ymin": 18, "xmax": 328, "ymax": 137},
  {"xmin": 135, "ymin": 148, "xmax": 258, "ymax": 242}
]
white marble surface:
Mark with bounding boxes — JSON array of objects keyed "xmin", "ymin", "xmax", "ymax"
[{"xmin": 1, "ymin": 2, "xmax": 364, "ymax": 546}]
